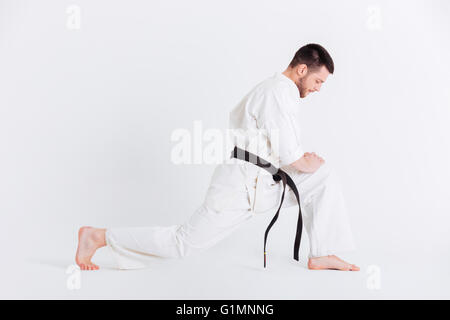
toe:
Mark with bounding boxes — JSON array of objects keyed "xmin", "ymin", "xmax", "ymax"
[{"xmin": 351, "ymin": 265, "xmax": 360, "ymax": 271}]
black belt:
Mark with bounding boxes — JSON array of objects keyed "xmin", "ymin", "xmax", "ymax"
[{"xmin": 230, "ymin": 146, "xmax": 303, "ymax": 268}]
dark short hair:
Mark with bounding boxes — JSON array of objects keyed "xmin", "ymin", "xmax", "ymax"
[{"xmin": 288, "ymin": 43, "xmax": 334, "ymax": 74}]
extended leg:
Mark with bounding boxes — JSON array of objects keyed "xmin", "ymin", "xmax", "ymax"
[
  {"xmin": 105, "ymin": 202, "xmax": 253, "ymax": 269},
  {"xmin": 99, "ymin": 162, "xmax": 254, "ymax": 269}
]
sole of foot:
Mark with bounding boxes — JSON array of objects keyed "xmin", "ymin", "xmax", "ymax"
[{"xmin": 75, "ymin": 226, "xmax": 101, "ymax": 271}]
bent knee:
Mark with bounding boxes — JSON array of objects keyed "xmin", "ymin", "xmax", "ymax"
[
  {"xmin": 311, "ymin": 162, "xmax": 341, "ymax": 188},
  {"xmin": 317, "ymin": 162, "xmax": 332, "ymax": 176}
]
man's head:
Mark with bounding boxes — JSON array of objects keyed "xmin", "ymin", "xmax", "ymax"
[{"xmin": 283, "ymin": 43, "xmax": 334, "ymax": 98}]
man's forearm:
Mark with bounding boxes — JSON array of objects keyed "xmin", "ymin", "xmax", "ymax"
[{"xmin": 290, "ymin": 156, "xmax": 309, "ymax": 172}]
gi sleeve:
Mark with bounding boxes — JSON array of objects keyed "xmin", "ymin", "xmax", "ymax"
[{"xmin": 255, "ymin": 89, "xmax": 304, "ymax": 167}]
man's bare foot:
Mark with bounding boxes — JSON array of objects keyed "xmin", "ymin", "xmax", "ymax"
[
  {"xmin": 75, "ymin": 226, "xmax": 106, "ymax": 271},
  {"xmin": 308, "ymin": 255, "xmax": 360, "ymax": 271}
]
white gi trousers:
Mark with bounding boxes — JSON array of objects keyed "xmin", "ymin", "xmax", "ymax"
[{"xmin": 105, "ymin": 159, "xmax": 355, "ymax": 269}]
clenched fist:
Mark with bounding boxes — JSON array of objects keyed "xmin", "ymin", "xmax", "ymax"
[{"xmin": 291, "ymin": 152, "xmax": 325, "ymax": 173}]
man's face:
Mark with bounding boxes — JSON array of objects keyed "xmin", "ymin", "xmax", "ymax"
[{"xmin": 295, "ymin": 65, "xmax": 330, "ymax": 98}]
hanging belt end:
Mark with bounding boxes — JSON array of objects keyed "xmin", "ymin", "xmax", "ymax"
[{"xmin": 264, "ymin": 251, "xmax": 266, "ymax": 268}]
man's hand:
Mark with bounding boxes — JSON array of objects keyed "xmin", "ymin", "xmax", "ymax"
[{"xmin": 291, "ymin": 152, "xmax": 325, "ymax": 173}]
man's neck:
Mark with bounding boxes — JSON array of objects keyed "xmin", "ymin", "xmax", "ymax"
[{"xmin": 282, "ymin": 69, "xmax": 297, "ymax": 85}]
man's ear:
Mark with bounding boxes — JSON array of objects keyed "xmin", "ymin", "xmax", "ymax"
[{"xmin": 296, "ymin": 64, "xmax": 308, "ymax": 77}]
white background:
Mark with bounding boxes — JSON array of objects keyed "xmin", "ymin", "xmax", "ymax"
[{"xmin": 0, "ymin": 0, "xmax": 449, "ymax": 299}]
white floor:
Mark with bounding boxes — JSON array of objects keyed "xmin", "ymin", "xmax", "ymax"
[{"xmin": 2, "ymin": 212, "xmax": 449, "ymax": 300}]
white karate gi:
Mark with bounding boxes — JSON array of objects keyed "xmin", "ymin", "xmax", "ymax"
[{"xmin": 105, "ymin": 72, "xmax": 355, "ymax": 269}]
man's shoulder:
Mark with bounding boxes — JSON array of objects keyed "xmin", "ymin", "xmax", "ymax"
[
  {"xmin": 229, "ymin": 73, "xmax": 295, "ymax": 118},
  {"xmin": 248, "ymin": 73, "xmax": 292, "ymax": 98}
]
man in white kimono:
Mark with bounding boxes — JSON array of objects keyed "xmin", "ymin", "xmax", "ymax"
[{"xmin": 75, "ymin": 43, "xmax": 359, "ymax": 271}]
